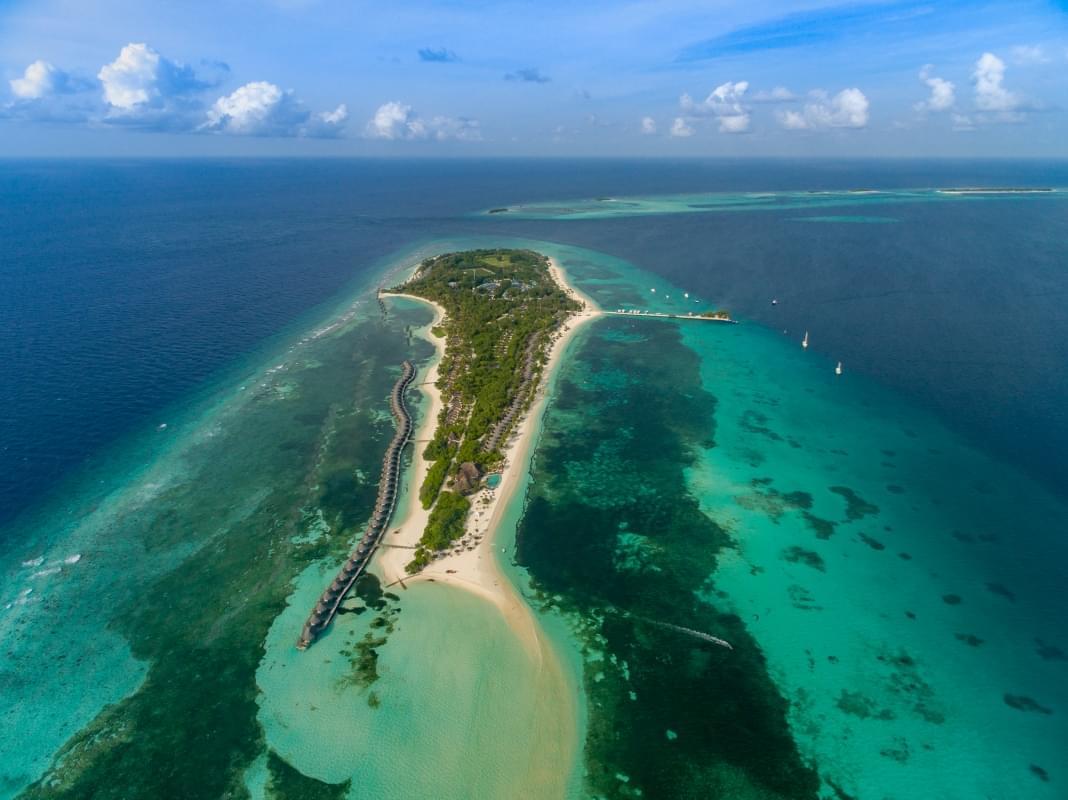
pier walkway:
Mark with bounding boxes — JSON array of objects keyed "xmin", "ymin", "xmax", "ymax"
[
  {"xmin": 606, "ymin": 310, "xmax": 738, "ymax": 324},
  {"xmin": 297, "ymin": 360, "xmax": 416, "ymax": 649}
]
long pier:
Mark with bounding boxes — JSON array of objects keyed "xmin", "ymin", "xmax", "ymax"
[
  {"xmin": 607, "ymin": 309, "xmax": 739, "ymax": 324},
  {"xmin": 297, "ymin": 360, "xmax": 416, "ymax": 649}
]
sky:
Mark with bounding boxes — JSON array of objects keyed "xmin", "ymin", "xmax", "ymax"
[{"xmin": 0, "ymin": 0, "xmax": 1066, "ymax": 157}]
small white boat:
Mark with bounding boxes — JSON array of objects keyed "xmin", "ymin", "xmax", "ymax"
[
  {"xmin": 835, "ymin": 361, "xmax": 842, "ymax": 375},
  {"xmin": 684, "ymin": 292, "xmax": 690, "ymax": 298},
  {"xmin": 802, "ymin": 331, "xmax": 809, "ymax": 349},
  {"xmin": 771, "ymin": 298, "xmax": 778, "ymax": 305}
]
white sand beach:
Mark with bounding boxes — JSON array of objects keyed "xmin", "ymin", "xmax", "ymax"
[
  {"xmin": 377, "ymin": 257, "xmax": 601, "ymax": 652},
  {"xmin": 374, "ymin": 255, "xmax": 601, "ymax": 797}
]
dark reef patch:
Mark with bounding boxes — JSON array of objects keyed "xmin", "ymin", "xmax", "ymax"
[
  {"xmin": 337, "ymin": 576, "xmax": 401, "ymax": 702},
  {"xmin": 878, "ymin": 648, "xmax": 944, "ymax": 724},
  {"xmin": 1030, "ymin": 764, "xmax": 1051, "ymax": 783},
  {"xmin": 782, "ymin": 546, "xmax": 826, "ymax": 572},
  {"xmin": 857, "ymin": 532, "xmax": 885, "ymax": 551},
  {"xmin": 836, "ymin": 691, "xmax": 895, "ymax": 721},
  {"xmin": 1036, "ymin": 639, "xmax": 1066, "ymax": 662},
  {"xmin": 955, "ymin": 633, "xmax": 984, "ymax": 647},
  {"xmin": 986, "ymin": 582, "xmax": 1016, "ymax": 603},
  {"xmin": 942, "ymin": 594, "xmax": 962, "ymax": 605},
  {"xmin": 266, "ymin": 751, "xmax": 350, "ymax": 799},
  {"xmin": 788, "ymin": 584, "xmax": 822, "ymax": 612},
  {"xmin": 829, "ymin": 486, "xmax": 879, "ymax": 521},
  {"xmin": 736, "ymin": 480, "xmax": 813, "ymax": 523},
  {"xmin": 740, "ymin": 409, "xmax": 784, "ymax": 442},
  {"xmin": 802, "ymin": 512, "xmax": 837, "ymax": 540},
  {"xmin": 880, "ymin": 738, "xmax": 910, "ymax": 763},
  {"xmin": 1004, "ymin": 694, "xmax": 1053, "ymax": 715},
  {"xmin": 515, "ymin": 317, "xmax": 820, "ymax": 800}
]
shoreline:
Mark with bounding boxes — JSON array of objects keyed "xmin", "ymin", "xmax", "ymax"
[
  {"xmin": 376, "ymin": 257, "xmax": 602, "ymax": 653},
  {"xmin": 372, "ymin": 293, "xmax": 446, "ymax": 590},
  {"xmin": 375, "ymin": 255, "xmax": 601, "ymax": 797}
]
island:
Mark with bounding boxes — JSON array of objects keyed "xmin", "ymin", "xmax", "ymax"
[
  {"xmin": 386, "ymin": 249, "xmax": 582, "ymax": 572},
  {"xmin": 936, "ymin": 187, "xmax": 1055, "ymax": 194}
]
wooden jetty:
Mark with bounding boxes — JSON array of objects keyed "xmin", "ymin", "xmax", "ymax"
[
  {"xmin": 297, "ymin": 360, "xmax": 416, "ymax": 649},
  {"xmin": 607, "ymin": 309, "xmax": 738, "ymax": 324}
]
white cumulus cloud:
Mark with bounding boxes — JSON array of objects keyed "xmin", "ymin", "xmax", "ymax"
[
  {"xmin": 916, "ymin": 65, "xmax": 955, "ymax": 112},
  {"xmin": 99, "ymin": 43, "xmax": 162, "ymax": 109},
  {"xmin": 202, "ymin": 81, "xmax": 346, "ymax": 137},
  {"xmin": 679, "ymin": 81, "xmax": 750, "ymax": 133},
  {"xmin": 11, "ymin": 61, "xmax": 73, "ymax": 99},
  {"xmin": 973, "ymin": 52, "xmax": 1022, "ymax": 113},
  {"xmin": 640, "ymin": 116, "xmax": 657, "ymax": 134},
  {"xmin": 365, "ymin": 101, "xmax": 480, "ymax": 141},
  {"xmin": 98, "ymin": 43, "xmax": 215, "ymax": 112},
  {"xmin": 4, "ymin": 59, "xmax": 95, "ymax": 122},
  {"xmin": 367, "ymin": 101, "xmax": 424, "ymax": 139},
  {"xmin": 670, "ymin": 117, "xmax": 694, "ymax": 137},
  {"xmin": 94, "ymin": 43, "xmax": 226, "ymax": 130},
  {"xmin": 303, "ymin": 104, "xmax": 349, "ymax": 138},
  {"xmin": 777, "ymin": 88, "xmax": 869, "ymax": 130}
]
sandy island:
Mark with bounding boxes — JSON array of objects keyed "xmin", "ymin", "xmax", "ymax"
[
  {"xmin": 377, "ymin": 257, "xmax": 601, "ymax": 644},
  {"xmin": 375, "ymin": 256, "xmax": 601, "ymax": 794}
]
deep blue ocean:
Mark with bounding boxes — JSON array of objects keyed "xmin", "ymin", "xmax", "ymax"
[{"xmin": 2, "ymin": 159, "xmax": 1066, "ymax": 529}]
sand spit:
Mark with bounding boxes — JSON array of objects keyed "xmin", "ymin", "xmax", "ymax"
[
  {"xmin": 375, "ymin": 255, "xmax": 602, "ymax": 797},
  {"xmin": 378, "ymin": 257, "xmax": 601, "ymax": 650}
]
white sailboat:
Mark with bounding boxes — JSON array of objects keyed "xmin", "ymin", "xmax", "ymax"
[
  {"xmin": 835, "ymin": 361, "xmax": 843, "ymax": 375},
  {"xmin": 802, "ymin": 331, "xmax": 809, "ymax": 349}
]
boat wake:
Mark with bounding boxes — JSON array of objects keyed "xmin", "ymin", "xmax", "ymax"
[
  {"xmin": 616, "ymin": 609, "xmax": 734, "ymax": 650},
  {"xmin": 651, "ymin": 620, "xmax": 734, "ymax": 650}
]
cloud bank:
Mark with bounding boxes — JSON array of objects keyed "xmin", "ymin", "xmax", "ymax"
[
  {"xmin": 670, "ymin": 117, "xmax": 694, "ymax": 137},
  {"xmin": 10, "ymin": 60, "xmax": 84, "ymax": 100},
  {"xmin": 365, "ymin": 101, "xmax": 480, "ymax": 141},
  {"xmin": 4, "ymin": 42, "xmax": 351, "ymax": 138},
  {"xmin": 778, "ymin": 88, "xmax": 869, "ymax": 130},
  {"xmin": 680, "ymin": 81, "xmax": 751, "ymax": 133},
  {"xmin": 916, "ymin": 65, "xmax": 955, "ymax": 112},
  {"xmin": 202, "ymin": 81, "xmax": 347, "ymax": 137},
  {"xmin": 973, "ymin": 52, "xmax": 1022, "ymax": 113}
]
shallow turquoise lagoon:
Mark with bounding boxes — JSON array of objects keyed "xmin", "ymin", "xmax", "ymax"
[
  {"xmin": 481, "ymin": 187, "xmax": 1067, "ymax": 220},
  {"xmin": 520, "ymin": 244, "xmax": 1068, "ymax": 798}
]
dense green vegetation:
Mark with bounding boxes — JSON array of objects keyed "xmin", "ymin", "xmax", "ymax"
[
  {"xmin": 408, "ymin": 491, "xmax": 471, "ymax": 571},
  {"xmin": 392, "ymin": 249, "xmax": 579, "ymax": 569},
  {"xmin": 419, "ymin": 455, "xmax": 452, "ymax": 508}
]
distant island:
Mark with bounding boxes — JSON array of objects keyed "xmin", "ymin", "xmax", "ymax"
[
  {"xmin": 937, "ymin": 187, "xmax": 1055, "ymax": 194},
  {"xmin": 386, "ymin": 249, "xmax": 582, "ymax": 572}
]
